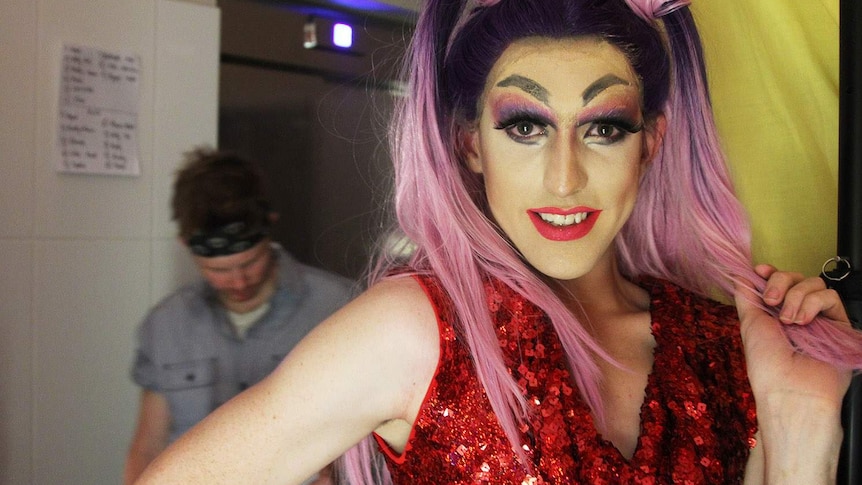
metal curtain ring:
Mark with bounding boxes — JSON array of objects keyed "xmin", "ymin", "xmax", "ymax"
[{"xmin": 821, "ymin": 256, "xmax": 852, "ymax": 281}]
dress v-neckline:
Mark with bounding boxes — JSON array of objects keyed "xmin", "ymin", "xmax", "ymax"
[{"xmin": 580, "ymin": 291, "xmax": 661, "ymax": 465}]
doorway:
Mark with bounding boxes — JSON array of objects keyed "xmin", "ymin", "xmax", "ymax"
[{"xmin": 218, "ymin": 0, "xmax": 412, "ymax": 280}]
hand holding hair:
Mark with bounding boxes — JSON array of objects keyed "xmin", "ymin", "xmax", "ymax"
[{"xmin": 734, "ymin": 264, "xmax": 850, "ymax": 484}]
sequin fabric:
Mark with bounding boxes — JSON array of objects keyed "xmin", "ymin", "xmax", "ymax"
[{"xmin": 375, "ymin": 275, "xmax": 757, "ymax": 484}]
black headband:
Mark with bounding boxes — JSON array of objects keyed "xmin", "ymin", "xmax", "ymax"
[{"xmin": 187, "ymin": 221, "xmax": 268, "ymax": 257}]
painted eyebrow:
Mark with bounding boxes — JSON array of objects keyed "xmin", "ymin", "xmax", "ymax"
[
  {"xmin": 581, "ymin": 74, "xmax": 631, "ymax": 105},
  {"xmin": 496, "ymin": 74, "xmax": 549, "ymax": 104}
]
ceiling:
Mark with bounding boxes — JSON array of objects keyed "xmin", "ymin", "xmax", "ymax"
[
  {"xmin": 325, "ymin": 0, "xmax": 419, "ymax": 12},
  {"xmin": 247, "ymin": 0, "xmax": 420, "ymax": 24},
  {"xmin": 219, "ymin": 0, "xmax": 417, "ymax": 109}
]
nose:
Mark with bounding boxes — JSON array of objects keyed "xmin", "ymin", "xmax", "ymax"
[{"xmin": 544, "ymin": 135, "xmax": 587, "ymax": 197}]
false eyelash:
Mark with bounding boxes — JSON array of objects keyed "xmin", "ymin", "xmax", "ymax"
[
  {"xmin": 584, "ymin": 116, "xmax": 643, "ymax": 133},
  {"xmin": 493, "ymin": 111, "xmax": 552, "ymax": 131}
]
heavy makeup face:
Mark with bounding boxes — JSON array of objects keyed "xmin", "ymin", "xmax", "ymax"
[{"xmin": 465, "ymin": 37, "xmax": 664, "ymax": 282}]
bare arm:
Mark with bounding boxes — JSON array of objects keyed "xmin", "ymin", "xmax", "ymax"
[
  {"xmin": 135, "ymin": 277, "xmax": 440, "ymax": 484},
  {"xmin": 756, "ymin": 386, "xmax": 843, "ymax": 484},
  {"xmin": 738, "ymin": 265, "xmax": 851, "ymax": 485},
  {"xmin": 742, "ymin": 383, "xmax": 843, "ymax": 485},
  {"xmin": 124, "ymin": 390, "xmax": 172, "ymax": 485},
  {"xmin": 743, "ymin": 432, "xmax": 764, "ymax": 485}
]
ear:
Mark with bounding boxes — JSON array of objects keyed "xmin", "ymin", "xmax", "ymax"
[
  {"xmin": 641, "ymin": 113, "xmax": 667, "ymax": 165},
  {"xmin": 458, "ymin": 124, "xmax": 484, "ymax": 174}
]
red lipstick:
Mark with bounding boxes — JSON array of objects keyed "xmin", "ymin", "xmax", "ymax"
[{"xmin": 527, "ymin": 207, "xmax": 601, "ymax": 241}]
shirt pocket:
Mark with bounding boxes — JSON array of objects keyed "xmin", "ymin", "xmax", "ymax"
[
  {"xmin": 161, "ymin": 358, "xmax": 216, "ymax": 390},
  {"xmin": 161, "ymin": 358, "xmax": 217, "ymax": 432}
]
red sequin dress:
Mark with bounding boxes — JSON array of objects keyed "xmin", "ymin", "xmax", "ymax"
[{"xmin": 374, "ymin": 275, "xmax": 757, "ymax": 484}]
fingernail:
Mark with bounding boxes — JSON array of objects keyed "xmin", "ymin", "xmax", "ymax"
[{"xmin": 764, "ymin": 289, "xmax": 779, "ymax": 304}]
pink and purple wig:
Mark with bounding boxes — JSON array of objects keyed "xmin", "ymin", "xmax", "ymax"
[{"xmin": 340, "ymin": 0, "xmax": 862, "ymax": 482}]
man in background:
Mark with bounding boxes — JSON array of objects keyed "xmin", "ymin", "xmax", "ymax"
[{"xmin": 124, "ymin": 148, "xmax": 353, "ymax": 484}]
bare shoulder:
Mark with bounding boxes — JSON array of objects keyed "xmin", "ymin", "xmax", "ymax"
[
  {"xmin": 339, "ymin": 276, "xmax": 442, "ymax": 445},
  {"xmin": 356, "ymin": 277, "xmax": 437, "ymax": 328},
  {"xmin": 339, "ymin": 277, "xmax": 440, "ymax": 382},
  {"xmin": 326, "ymin": 275, "xmax": 439, "ymax": 348},
  {"xmin": 283, "ymin": 275, "xmax": 441, "ymax": 422}
]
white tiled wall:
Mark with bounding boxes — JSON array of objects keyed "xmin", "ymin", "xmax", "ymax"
[
  {"xmin": 0, "ymin": 241, "xmax": 34, "ymax": 484},
  {"xmin": 31, "ymin": 240, "xmax": 151, "ymax": 484},
  {"xmin": 34, "ymin": 0, "xmax": 157, "ymax": 241},
  {"xmin": 0, "ymin": 1, "xmax": 218, "ymax": 483},
  {"xmin": 0, "ymin": 0, "xmax": 37, "ymax": 239}
]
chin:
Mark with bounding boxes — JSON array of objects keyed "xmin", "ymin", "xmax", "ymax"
[
  {"xmin": 224, "ymin": 291, "xmax": 254, "ymax": 303},
  {"xmin": 527, "ymin": 261, "xmax": 592, "ymax": 282}
]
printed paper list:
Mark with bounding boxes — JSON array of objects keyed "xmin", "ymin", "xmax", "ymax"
[{"xmin": 57, "ymin": 44, "xmax": 141, "ymax": 176}]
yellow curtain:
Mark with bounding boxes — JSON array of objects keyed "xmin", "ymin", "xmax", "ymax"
[{"xmin": 692, "ymin": 0, "xmax": 839, "ymax": 276}]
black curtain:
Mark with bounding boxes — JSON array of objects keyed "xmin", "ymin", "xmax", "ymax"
[{"xmin": 835, "ymin": 0, "xmax": 862, "ymax": 483}]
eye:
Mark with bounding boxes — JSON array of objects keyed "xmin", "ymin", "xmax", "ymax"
[
  {"xmin": 495, "ymin": 118, "xmax": 549, "ymax": 143},
  {"xmin": 583, "ymin": 118, "xmax": 642, "ymax": 145},
  {"xmin": 586, "ymin": 123, "xmax": 623, "ymax": 143}
]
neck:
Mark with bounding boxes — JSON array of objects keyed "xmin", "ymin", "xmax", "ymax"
[{"xmin": 552, "ymin": 251, "xmax": 649, "ymax": 320}]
